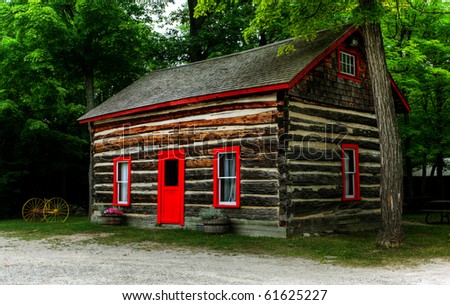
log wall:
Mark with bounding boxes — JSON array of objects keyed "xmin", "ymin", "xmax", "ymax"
[
  {"xmin": 285, "ymin": 47, "xmax": 382, "ymax": 236},
  {"xmin": 90, "ymin": 94, "xmax": 285, "ymax": 235}
]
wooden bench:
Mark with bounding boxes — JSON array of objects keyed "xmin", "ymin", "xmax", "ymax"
[{"xmin": 420, "ymin": 200, "xmax": 450, "ymax": 224}]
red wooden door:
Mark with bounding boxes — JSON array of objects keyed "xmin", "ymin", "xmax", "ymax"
[{"xmin": 157, "ymin": 149, "xmax": 185, "ymax": 226}]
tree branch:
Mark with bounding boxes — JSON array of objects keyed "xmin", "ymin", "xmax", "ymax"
[
  {"xmin": 299, "ymin": 1, "xmax": 323, "ymax": 20},
  {"xmin": 405, "ymin": 0, "xmax": 450, "ymax": 15}
]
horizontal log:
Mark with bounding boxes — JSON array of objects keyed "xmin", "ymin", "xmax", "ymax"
[
  {"xmin": 241, "ymin": 155, "xmax": 278, "ymax": 168},
  {"xmin": 186, "ymin": 159, "xmax": 213, "ymax": 169},
  {"xmin": 185, "ymin": 193, "xmax": 279, "ymax": 207},
  {"xmin": 185, "ymin": 169, "xmax": 212, "ymax": 180},
  {"xmin": 185, "ymin": 181, "xmax": 212, "ymax": 192},
  {"xmin": 241, "ymin": 181, "xmax": 279, "ymax": 195},
  {"xmin": 288, "ymin": 103, "xmax": 377, "ymax": 127},
  {"xmin": 290, "ymin": 187, "xmax": 341, "ymax": 200},
  {"xmin": 94, "ymin": 135, "xmax": 280, "ymax": 158},
  {"xmin": 360, "ymin": 165, "xmax": 379, "ymax": 175},
  {"xmin": 352, "ymin": 128, "xmax": 379, "ymax": 138},
  {"xmin": 226, "ymin": 208, "xmax": 279, "ymax": 221},
  {"xmin": 287, "ymin": 173, "xmax": 341, "ymax": 186},
  {"xmin": 360, "ymin": 187, "xmax": 380, "ymax": 198},
  {"xmin": 131, "ymin": 194, "xmax": 157, "ymax": 203},
  {"xmin": 94, "ymin": 111, "xmax": 277, "ymax": 143},
  {"xmin": 287, "ymin": 163, "xmax": 341, "ymax": 173},
  {"xmin": 93, "ymin": 99, "xmax": 278, "ymax": 134},
  {"xmin": 95, "ymin": 193, "xmax": 113, "ymax": 204},
  {"xmin": 285, "ymin": 148, "xmax": 341, "ymax": 162},
  {"xmin": 360, "ymin": 175, "xmax": 380, "ymax": 185},
  {"xmin": 289, "ymin": 134, "xmax": 380, "ymax": 151},
  {"xmin": 185, "ymin": 193, "xmax": 213, "ymax": 205},
  {"xmin": 359, "ymin": 154, "xmax": 380, "ymax": 163},
  {"xmin": 289, "ymin": 120, "xmax": 349, "ymax": 135},
  {"xmin": 241, "ymin": 169, "xmax": 279, "ymax": 180}
]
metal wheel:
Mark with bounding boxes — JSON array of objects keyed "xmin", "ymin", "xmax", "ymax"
[
  {"xmin": 44, "ymin": 197, "xmax": 70, "ymax": 222},
  {"xmin": 22, "ymin": 198, "xmax": 46, "ymax": 222}
]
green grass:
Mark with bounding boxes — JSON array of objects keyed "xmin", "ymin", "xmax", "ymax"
[{"xmin": 0, "ymin": 215, "xmax": 448, "ymax": 267}]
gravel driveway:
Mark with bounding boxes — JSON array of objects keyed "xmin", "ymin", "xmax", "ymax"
[{"xmin": 1, "ymin": 233, "xmax": 449, "ymax": 285}]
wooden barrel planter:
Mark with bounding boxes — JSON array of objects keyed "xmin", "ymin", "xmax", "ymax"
[
  {"xmin": 203, "ymin": 218, "xmax": 230, "ymax": 234},
  {"xmin": 99, "ymin": 214, "xmax": 123, "ymax": 226}
]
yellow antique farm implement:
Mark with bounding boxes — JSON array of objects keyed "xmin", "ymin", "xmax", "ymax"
[{"xmin": 22, "ymin": 197, "xmax": 70, "ymax": 223}]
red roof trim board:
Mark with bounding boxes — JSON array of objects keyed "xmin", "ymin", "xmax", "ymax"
[
  {"xmin": 79, "ymin": 26, "xmax": 410, "ymax": 124},
  {"xmin": 78, "ymin": 83, "xmax": 288, "ymax": 124},
  {"xmin": 390, "ymin": 77, "xmax": 411, "ymax": 113},
  {"xmin": 287, "ymin": 27, "xmax": 358, "ymax": 87}
]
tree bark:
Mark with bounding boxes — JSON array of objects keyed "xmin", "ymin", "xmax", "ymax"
[
  {"xmin": 85, "ymin": 68, "xmax": 95, "ymax": 219},
  {"xmin": 188, "ymin": 0, "xmax": 208, "ymax": 62},
  {"xmin": 359, "ymin": 0, "xmax": 404, "ymax": 247}
]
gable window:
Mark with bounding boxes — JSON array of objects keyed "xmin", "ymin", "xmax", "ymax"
[
  {"xmin": 113, "ymin": 157, "xmax": 131, "ymax": 206},
  {"xmin": 213, "ymin": 146, "xmax": 240, "ymax": 208},
  {"xmin": 340, "ymin": 51, "xmax": 356, "ymax": 76},
  {"xmin": 338, "ymin": 48, "xmax": 360, "ymax": 81},
  {"xmin": 341, "ymin": 144, "xmax": 361, "ymax": 201}
]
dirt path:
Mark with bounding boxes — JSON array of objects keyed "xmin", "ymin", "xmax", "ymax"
[{"xmin": 0, "ymin": 234, "xmax": 449, "ymax": 285}]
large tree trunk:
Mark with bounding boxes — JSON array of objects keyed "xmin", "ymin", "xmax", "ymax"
[
  {"xmin": 360, "ymin": 1, "xmax": 404, "ymax": 247},
  {"xmin": 85, "ymin": 69, "xmax": 95, "ymax": 220},
  {"xmin": 188, "ymin": 0, "xmax": 208, "ymax": 62}
]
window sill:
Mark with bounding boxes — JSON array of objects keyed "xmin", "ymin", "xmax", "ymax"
[
  {"xmin": 338, "ymin": 73, "xmax": 361, "ymax": 83},
  {"xmin": 342, "ymin": 197, "xmax": 361, "ymax": 202}
]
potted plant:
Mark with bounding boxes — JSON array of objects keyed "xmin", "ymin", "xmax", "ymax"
[
  {"xmin": 199, "ymin": 208, "xmax": 230, "ymax": 234},
  {"xmin": 99, "ymin": 207, "xmax": 123, "ymax": 226}
]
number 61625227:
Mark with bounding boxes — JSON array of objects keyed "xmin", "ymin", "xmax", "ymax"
[{"xmin": 264, "ymin": 289, "xmax": 328, "ymax": 301}]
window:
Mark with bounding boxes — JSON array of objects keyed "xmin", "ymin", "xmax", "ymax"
[
  {"xmin": 213, "ymin": 146, "xmax": 240, "ymax": 208},
  {"xmin": 341, "ymin": 144, "xmax": 360, "ymax": 201},
  {"xmin": 338, "ymin": 48, "xmax": 359, "ymax": 81},
  {"xmin": 340, "ymin": 51, "xmax": 356, "ymax": 76},
  {"xmin": 113, "ymin": 157, "xmax": 131, "ymax": 206}
]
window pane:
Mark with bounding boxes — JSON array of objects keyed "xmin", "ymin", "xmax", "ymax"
[
  {"xmin": 344, "ymin": 149, "xmax": 355, "ymax": 173},
  {"xmin": 346, "ymin": 174, "xmax": 354, "ymax": 197},
  {"xmin": 117, "ymin": 162, "xmax": 129, "ymax": 203},
  {"xmin": 119, "ymin": 182, "xmax": 128, "ymax": 202},
  {"xmin": 219, "ymin": 152, "xmax": 236, "ymax": 178},
  {"xmin": 220, "ymin": 178, "xmax": 236, "ymax": 202},
  {"xmin": 118, "ymin": 162, "xmax": 128, "ymax": 182},
  {"xmin": 340, "ymin": 51, "xmax": 356, "ymax": 76},
  {"xmin": 165, "ymin": 159, "xmax": 179, "ymax": 186}
]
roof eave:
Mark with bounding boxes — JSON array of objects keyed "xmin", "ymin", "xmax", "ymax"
[{"xmin": 78, "ymin": 83, "xmax": 289, "ymax": 124}]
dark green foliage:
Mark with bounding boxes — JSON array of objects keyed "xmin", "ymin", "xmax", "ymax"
[
  {"xmin": 0, "ymin": 1, "xmax": 169, "ymax": 217},
  {"xmin": 382, "ymin": 1, "xmax": 450, "ymax": 190}
]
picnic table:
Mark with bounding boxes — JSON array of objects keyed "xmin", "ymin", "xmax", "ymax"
[{"xmin": 422, "ymin": 200, "xmax": 450, "ymax": 224}]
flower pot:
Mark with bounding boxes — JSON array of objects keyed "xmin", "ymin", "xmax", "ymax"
[
  {"xmin": 203, "ymin": 218, "xmax": 230, "ymax": 234},
  {"xmin": 99, "ymin": 214, "xmax": 123, "ymax": 226}
]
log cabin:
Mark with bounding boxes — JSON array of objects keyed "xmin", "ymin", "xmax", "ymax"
[{"xmin": 79, "ymin": 25, "xmax": 410, "ymax": 237}]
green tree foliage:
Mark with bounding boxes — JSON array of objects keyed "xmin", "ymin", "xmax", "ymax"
[
  {"xmin": 166, "ymin": 0, "xmax": 259, "ymax": 62},
  {"xmin": 0, "ymin": 0, "xmax": 168, "ymax": 217},
  {"xmin": 383, "ymin": 0, "xmax": 450, "ymax": 183},
  {"xmin": 1, "ymin": 2, "xmax": 87, "ymax": 216}
]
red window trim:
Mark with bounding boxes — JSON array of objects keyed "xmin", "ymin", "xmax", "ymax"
[
  {"xmin": 341, "ymin": 144, "xmax": 361, "ymax": 201},
  {"xmin": 113, "ymin": 156, "xmax": 131, "ymax": 206},
  {"xmin": 337, "ymin": 47, "xmax": 360, "ymax": 83},
  {"xmin": 213, "ymin": 146, "xmax": 241, "ymax": 208}
]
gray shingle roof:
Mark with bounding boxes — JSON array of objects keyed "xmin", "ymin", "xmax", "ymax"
[{"xmin": 79, "ymin": 25, "xmax": 354, "ymax": 122}]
